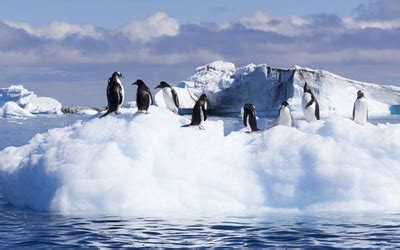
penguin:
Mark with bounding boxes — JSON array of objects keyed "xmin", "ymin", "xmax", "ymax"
[
  {"xmin": 277, "ymin": 101, "xmax": 294, "ymax": 127},
  {"xmin": 155, "ymin": 81, "xmax": 179, "ymax": 113},
  {"xmin": 181, "ymin": 94, "xmax": 207, "ymax": 130},
  {"xmin": 241, "ymin": 103, "xmax": 260, "ymax": 133},
  {"xmin": 100, "ymin": 71, "xmax": 124, "ymax": 118},
  {"xmin": 301, "ymin": 82, "xmax": 320, "ymax": 122},
  {"xmin": 353, "ymin": 90, "xmax": 368, "ymax": 125},
  {"xmin": 132, "ymin": 79, "xmax": 153, "ymax": 113}
]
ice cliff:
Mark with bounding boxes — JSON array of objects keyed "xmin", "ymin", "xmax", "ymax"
[{"xmin": 165, "ymin": 61, "xmax": 400, "ymax": 116}]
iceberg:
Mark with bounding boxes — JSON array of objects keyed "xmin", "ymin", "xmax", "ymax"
[
  {"xmin": 176, "ymin": 61, "xmax": 400, "ymax": 116},
  {"xmin": 1, "ymin": 106, "xmax": 399, "ymax": 214},
  {"xmin": 0, "ymin": 85, "xmax": 63, "ymax": 117}
]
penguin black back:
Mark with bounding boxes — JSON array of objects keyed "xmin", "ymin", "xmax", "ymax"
[
  {"xmin": 242, "ymin": 103, "xmax": 259, "ymax": 132},
  {"xmin": 182, "ymin": 94, "xmax": 207, "ymax": 127},
  {"xmin": 132, "ymin": 79, "xmax": 153, "ymax": 112},
  {"xmin": 100, "ymin": 71, "xmax": 123, "ymax": 118}
]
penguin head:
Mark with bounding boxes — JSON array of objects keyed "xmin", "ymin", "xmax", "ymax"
[
  {"xmin": 132, "ymin": 79, "xmax": 145, "ymax": 87},
  {"xmin": 198, "ymin": 94, "xmax": 207, "ymax": 105},
  {"xmin": 281, "ymin": 101, "xmax": 289, "ymax": 107},
  {"xmin": 243, "ymin": 103, "xmax": 257, "ymax": 116},
  {"xmin": 304, "ymin": 82, "xmax": 312, "ymax": 93},
  {"xmin": 155, "ymin": 81, "xmax": 170, "ymax": 89},
  {"xmin": 357, "ymin": 90, "xmax": 364, "ymax": 98},
  {"xmin": 112, "ymin": 71, "xmax": 123, "ymax": 79}
]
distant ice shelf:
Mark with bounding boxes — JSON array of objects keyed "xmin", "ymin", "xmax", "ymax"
[{"xmin": 0, "ymin": 85, "xmax": 62, "ymax": 118}]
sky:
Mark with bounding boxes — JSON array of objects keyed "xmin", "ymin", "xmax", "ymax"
[{"xmin": 0, "ymin": 0, "xmax": 400, "ymax": 106}]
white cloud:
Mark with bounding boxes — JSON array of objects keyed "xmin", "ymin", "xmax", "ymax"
[
  {"xmin": 120, "ymin": 12, "xmax": 179, "ymax": 43},
  {"xmin": 343, "ymin": 17, "xmax": 400, "ymax": 29},
  {"xmin": 239, "ymin": 10, "xmax": 309, "ymax": 36},
  {"xmin": 5, "ymin": 21, "xmax": 102, "ymax": 40}
]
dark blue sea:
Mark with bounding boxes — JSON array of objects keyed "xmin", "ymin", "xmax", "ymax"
[{"xmin": 0, "ymin": 115, "xmax": 400, "ymax": 248}]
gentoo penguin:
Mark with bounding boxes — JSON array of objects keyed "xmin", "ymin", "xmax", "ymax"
[
  {"xmin": 353, "ymin": 90, "xmax": 368, "ymax": 124},
  {"xmin": 277, "ymin": 101, "xmax": 294, "ymax": 127},
  {"xmin": 301, "ymin": 82, "xmax": 320, "ymax": 122},
  {"xmin": 132, "ymin": 79, "xmax": 153, "ymax": 113},
  {"xmin": 181, "ymin": 94, "xmax": 207, "ymax": 129},
  {"xmin": 241, "ymin": 103, "xmax": 260, "ymax": 133},
  {"xmin": 155, "ymin": 81, "xmax": 179, "ymax": 113},
  {"xmin": 100, "ymin": 71, "xmax": 124, "ymax": 118}
]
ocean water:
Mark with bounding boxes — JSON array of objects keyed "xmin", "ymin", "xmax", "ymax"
[{"xmin": 1, "ymin": 114, "xmax": 400, "ymax": 247}]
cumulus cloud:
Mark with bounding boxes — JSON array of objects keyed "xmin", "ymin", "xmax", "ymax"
[
  {"xmin": 238, "ymin": 10, "xmax": 308, "ymax": 36},
  {"xmin": 0, "ymin": 6, "xmax": 400, "ymax": 100},
  {"xmin": 5, "ymin": 21, "xmax": 102, "ymax": 40},
  {"xmin": 120, "ymin": 12, "xmax": 179, "ymax": 43},
  {"xmin": 354, "ymin": 0, "xmax": 400, "ymax": 20}
]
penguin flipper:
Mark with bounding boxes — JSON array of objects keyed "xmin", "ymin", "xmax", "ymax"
[
  {"xmin": 352, "ymin": 103, "xmax": 356, "ymax": 120},
  {"xmin": 171, "ymin": 88, "xmax": 180, "ymax": 108},
  {"xmin": 315, "ymin": 101, "xmax": 320, "ymax": 120},
  {"xmin": 305, "ymin": 97, "xmax": 314, "ymax": 108}
]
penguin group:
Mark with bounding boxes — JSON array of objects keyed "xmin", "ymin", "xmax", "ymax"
[{"xmin": 101, "ymin": 71, "xmax": 369, "ymax": 130}]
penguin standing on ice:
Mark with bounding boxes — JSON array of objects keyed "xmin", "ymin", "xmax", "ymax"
[
  {"xmin": 353, "ymin": 90, "xmax": 368, "ymax": 124},
  {"xmin": 181, "ymin": 94, "xmax": 207, "ymax": 130},
  {"xmin": 155, "ymin": 81, "xmax": 179, "ymax": 113},
  {"xmin": 301, "ymin": 82, "xmax": 320, "ymax": 122},
  {"xmin": 100, "ymin": 71, "xmax": 124, "ymax": 118},
  {"xmin": 132, "ymin": 79, "xmax": 153, "ymax": 113},
  {"xmin": 277, "ymin": 101, "xmax": 294, "ymax": 127},
  {"xmin": 241, "ymin": 103, "xmax": 260, "ymax": 133}
]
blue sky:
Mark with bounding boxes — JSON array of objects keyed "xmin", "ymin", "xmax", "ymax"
[
  {"xmin": 0, "ymin": 0, "xmax": 399, "ymax": 106},
  {"xmin": 1, "ymin": 0, "xmax": 366, "ymax": 27}
]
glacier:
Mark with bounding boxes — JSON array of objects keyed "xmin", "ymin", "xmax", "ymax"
[
  {"xmin": 0, "ymin": 85, "xmax": 62, "ymax": 118},
  {"xmin": 161, "ymin": 60, "xmax": 400, "ymax": 116},
  {"xmin": 1, "ymin": 106, "xmax": 400, "ymax": 214}
]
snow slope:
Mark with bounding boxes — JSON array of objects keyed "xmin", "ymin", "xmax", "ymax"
[
  {"xmin": 0, "ymin": 85, "xmax": 62, "ymax": 117},
  {"xmin": 177, "ymin": 61, "xmax": 400, "ymax": 116},
  {"xmin": 1, "ymin": 106, "xmax": 399, "ymax": 214}
]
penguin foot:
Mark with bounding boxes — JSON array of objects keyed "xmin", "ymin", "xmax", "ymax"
[
  {"xmin": 199, "ymin": 125, "xmax": 206, "ymax": 130},
  {"xmin": 115, "ymin": 111, "xmax": 122, "ymax": 115}
]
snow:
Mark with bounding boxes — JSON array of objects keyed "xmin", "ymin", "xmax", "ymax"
[
  {"xmin": 178, "ymin": 61, "xmax": 400, "ymax": 116},
  {"xmin": 1, "ymin": 106, "xmax": 400, "ymax": 214},
  {"xmin": 0, "ymin": 85, "xmax": 63, "ymax": 117}
]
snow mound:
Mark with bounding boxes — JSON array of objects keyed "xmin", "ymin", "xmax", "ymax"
[
  {"xmin": 1, "ymin": 106, "xmax": 400, "ymax": 214},
  {"xmin": 0, "ymin": 85, "xmax": 62, "ymax": 117},
  {"xmin": 179, "ymin": 61, "xmax": 400, "ymax": 116}
]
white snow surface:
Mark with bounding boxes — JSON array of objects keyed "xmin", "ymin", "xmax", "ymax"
[
  {"xmin": 1, "ymin": 106, "xmax": 400, "ymax": 214},
  {"xmin": 0, "ymin": 85, "xmax": 62, "ymax": 117},
  {"xmin": 178, "ymin": 61, "xmax": 400, "ymax": 116}
]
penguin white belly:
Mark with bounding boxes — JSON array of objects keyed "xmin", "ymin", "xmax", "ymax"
[
  {"xmin": 117, "ymin": 80, "xmax": 124, "ymax": 109},
  {"xmin": 162, "ymin": 88, "xmax": 177, "ymax": 112},
  {"xmin": 246, "ymin": 116, "xmax": 251, "ymax": 131},
  {"xmin": 278, "ymin": 107, "xmax": 293, "ymax": 127},
  {"xmin": 354, "ymin": 98, "xmax": 368, "ymax": 124},
  {"xmin": 302, "ymin": 93, "xmax": 316, "ymax": 122},
  {"xmin": 200, "ymin": 108, "xmax": 205, "ymax": 125}
]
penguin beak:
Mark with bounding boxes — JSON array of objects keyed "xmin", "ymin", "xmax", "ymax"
[
  {"xmin": 131, "ymin": 82, "xmax": 137, "ymax": 86},
  {"xmin": 155, "ymin": 85, "xmax": 160, "ymax": 89}
]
